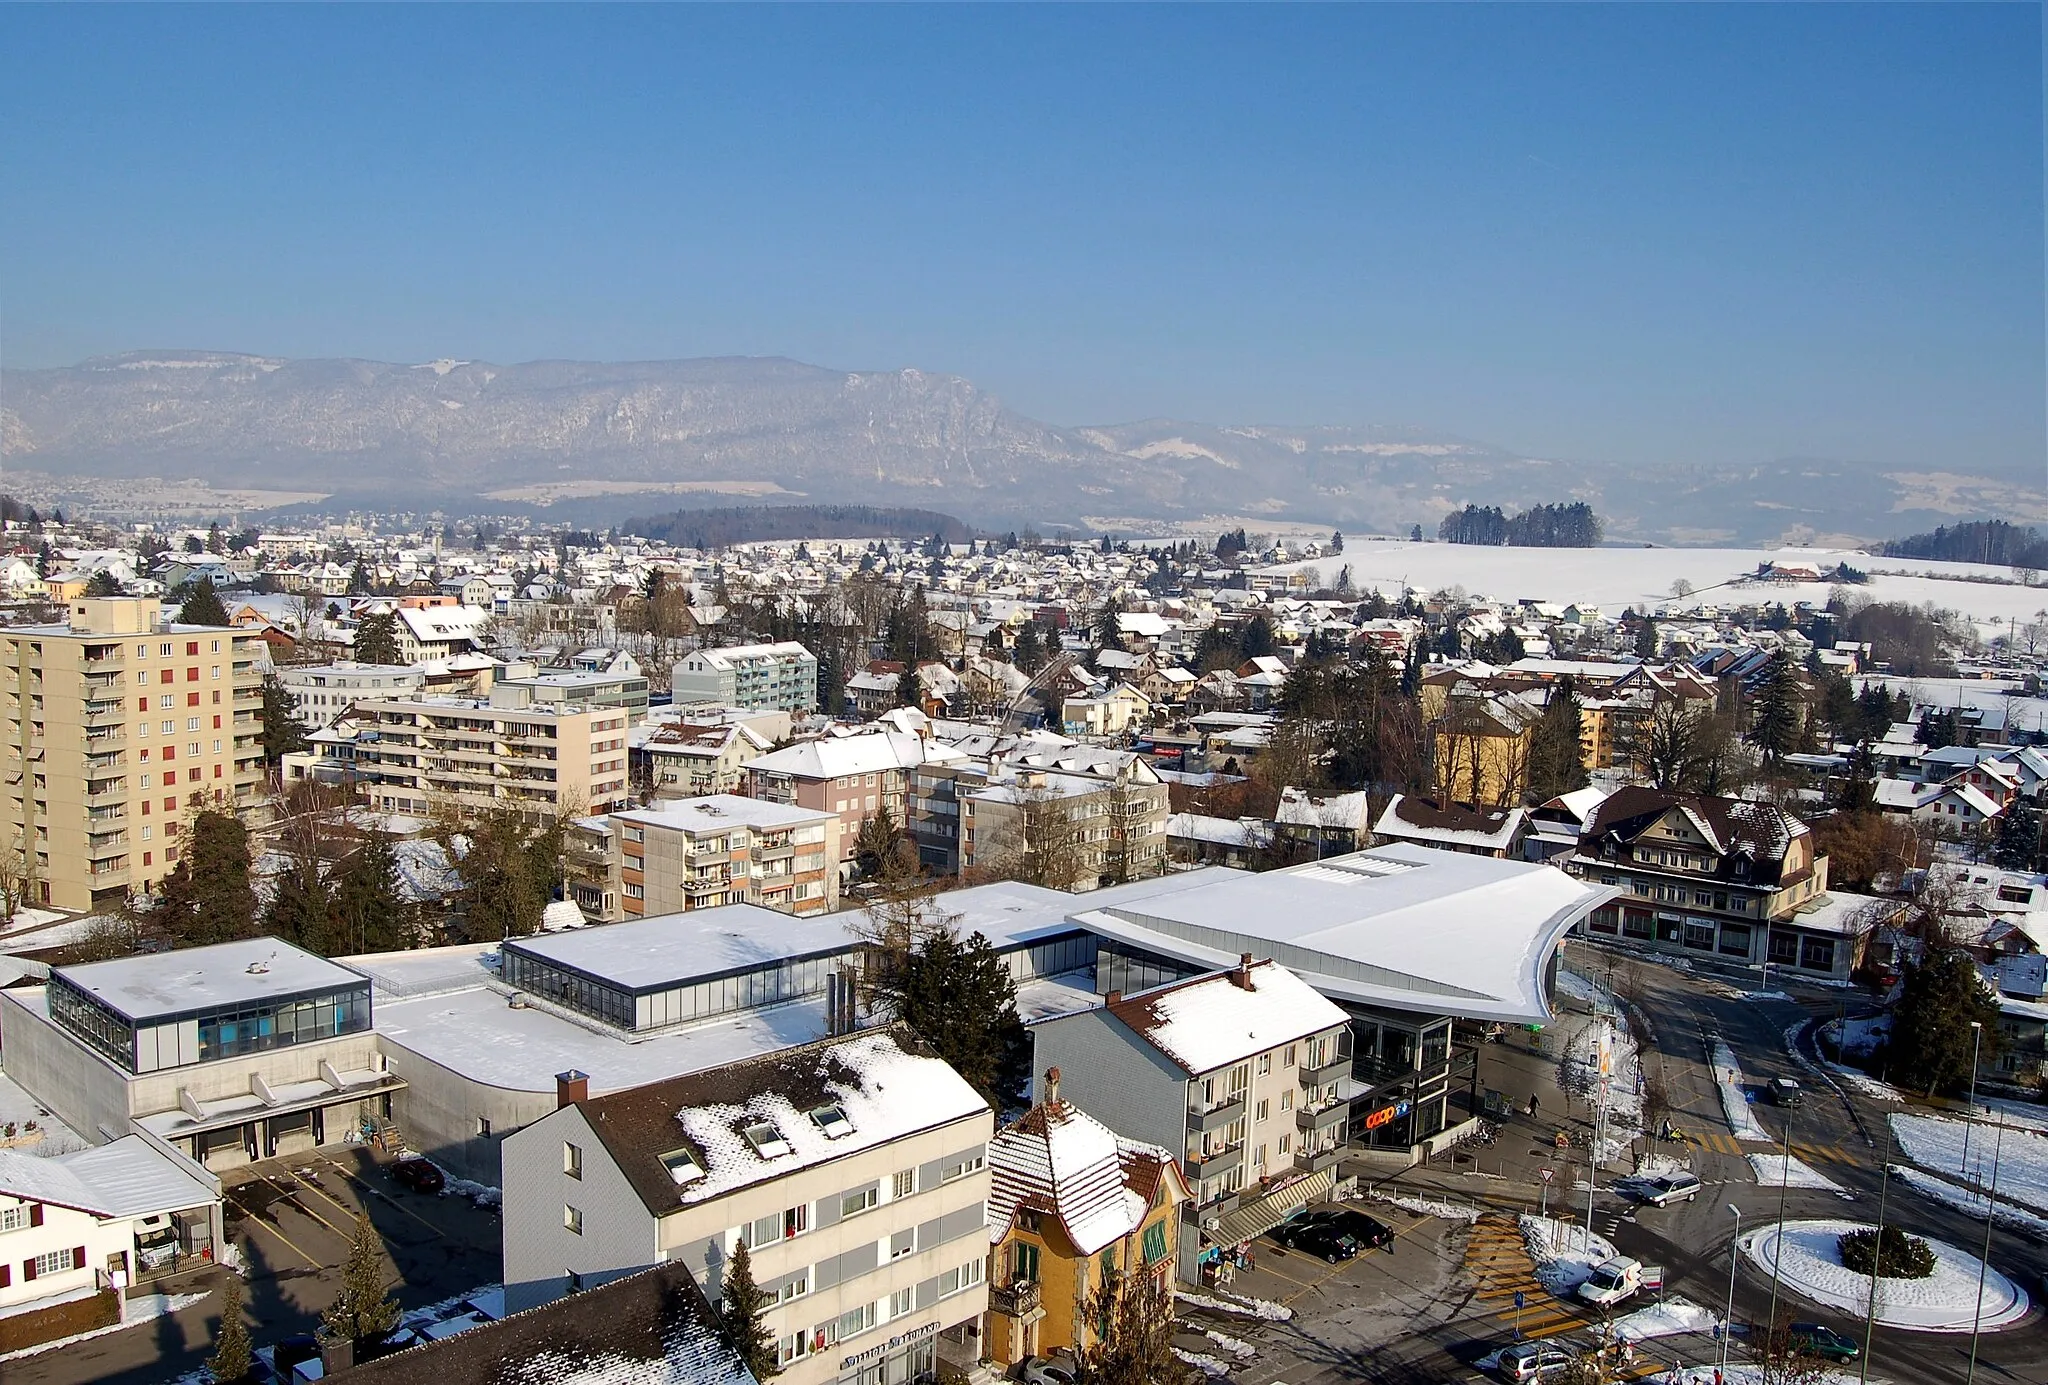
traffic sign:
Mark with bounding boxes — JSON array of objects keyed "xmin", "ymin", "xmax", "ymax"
[
  {"xmin": 1540, "ymin": 1167, "xmax": 1555, "ymax": 1183},
  {"xmin": 1513, "ymin": 1291, "xmax": 1525, "ymax": 1309}
]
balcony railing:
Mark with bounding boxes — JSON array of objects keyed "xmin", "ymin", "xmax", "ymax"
[
  {"xmin": 1184, "ymin": 1142, "xmax": 1244, "ymax": 1181},
  {"xmin": 987, "ymin": 1280, "xmax": 1043, "ymax": 1319},
  {"xmin": 1186, "ymin": 1095, "xmax": 1246, "ymax": 1133},
  {"xmin": 1294, "ymin": 1147, "xmax": 1343, "ymax": 1175},
  {"xmin": 1296, "ymin": 1100, "xmax": 1348, "ymax": 1132},
  {"xmin": 1298, "ymin": 1054, "xmax": 1350, "ymax": 1087}
]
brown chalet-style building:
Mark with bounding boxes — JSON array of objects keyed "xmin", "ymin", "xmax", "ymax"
[{"xmin": 1569, "ymin": 786, "xmax": 1859, "ymax": 978}]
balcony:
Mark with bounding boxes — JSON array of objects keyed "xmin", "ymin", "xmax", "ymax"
[
  {"xmin": 1186, "ymin": 1095, "xmax": 1246, "ymax": 1134},
  {"xmin": 1294, "ymin": 1147, "xmax": 1343, "ymax": 1176},
  {"xmin": 87, "ymin": 832, "xmax": 129, "ymax": 858},
  {"xmin": 987, "ymin": 1280, "xmax": 1043, "ymax": 1322},
  {"xmin": 84, "ymin": 783, "xmax": 126, "ymax": 808},
  {"xmin": 1299, "ymin": 1054, "xmax": 1350, "ymax": 1087},
  {"xmin": 1184, "ymin": 1142, "xmax": 1243, "ymax": 1181},
  {"xmin": 1296, "ymin": 1101, "xmax": 1349, "ymax": 1133}
]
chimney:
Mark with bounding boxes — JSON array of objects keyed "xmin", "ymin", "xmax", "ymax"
[
  {"xmin": 1105, "ymin": 990, "xmax": 1122, "ymax": 1006},
  {"xmin": 1233, "ymin": 953, "xmax": 1256, "ymax": 989},
  {"xmin": 1044, "ymin": 1067, "xmax": 1061, "ymax": 1107},
  {"xmin": 318, "ymin": 1332, "xmax": 354, "ymax": 1376},
  {"xmin": 555, "ymin": 1070, "xmax": 589, "ymax": 1109}
]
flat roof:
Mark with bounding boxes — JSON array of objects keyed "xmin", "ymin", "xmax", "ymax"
[
  {"xmin": 52, "ymin": 939, "xmax": 365, "ymax": 1022},
  {"xmin": 1072, "ymin": 844, "xmax": 1614, "ymax": 1024},
  {"xmin": 501, "ymin": 905, "xmax": 857, "ymax": 992},
  {"xmin": 615, "ymin": 795, "xmax": 832, "ymax": 833},
  {"xmin": 375, "ymin": 985, "xmax": 832, "ymax": 1096}
]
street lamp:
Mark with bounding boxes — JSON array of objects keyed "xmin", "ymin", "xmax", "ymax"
[
  {"xmin": 1721, "ymin": 1203, "xmax": 1742, "ymax": 1379},
  {"xmin": 1960, "ymin": 1021, "xmax": 1984, "ymax": 1187},
  {"xmin": 1965, "ymin": 1119, "xmax": 2008, "ymax": 1385},
  {"xmin": 1859, "ymin": 1128, "xmax": 1894, "ymax": 1384}
]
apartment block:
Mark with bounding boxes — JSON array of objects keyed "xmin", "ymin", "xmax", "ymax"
[
  {"xmin": 499, "ymin": 1028, "xmax": 994, "ymax": 1385},
  {"xmin": 275, "ymin": 661, "xmax": 427, "ymax": 728},
  {"xmin": 566, "ymin": 795, "xmax": 838, "ymax": 921},
  {"xmin": 350, "ymin": 694, "xmax": 631, "ymax": 821},
  {"xmin": 0, "ymin": 598, "xmax": 268, "ymax": 912},
  {"xmin": 673, "ymin": 642, "xmax": 820, "ymax": 713},
  {"xmin": 746, "ymin": 731, "xmax": 967, "ymax": 876}
]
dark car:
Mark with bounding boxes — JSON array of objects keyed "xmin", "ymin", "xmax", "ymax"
[
  {"xmin": 1294, "ymin": 1207, "xmax": 1395, "ymax": 1249},
  {"xmin": 1270, "ymin": 1217, "xmax": 1361, "ymax": 1262},
  {"xmin": 1786, "ymin": 1323, "xmax": 1860, "ymax": 1362},
  {"xmin": 391, "ymin": 1158, "xmax": 445, "ymax": 1194}
]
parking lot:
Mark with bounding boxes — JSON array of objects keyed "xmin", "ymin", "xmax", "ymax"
[{"xmin": 8, "ymin": 1147, "xmax": 503, "ymax": 1385}]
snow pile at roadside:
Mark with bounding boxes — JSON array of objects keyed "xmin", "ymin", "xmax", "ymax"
[
  {"xmin": 1634, "ymin": 1150, "xmax": 1694, "ymax": 1178},
  {"xmin": 1202, "ymin": 1329, "xmax": 1257, "ymax": 1361},
  {"xmin": 1369, "ymin": 1190, "xmax": 1482, "ymax": 1222},
  {"xmin": 1892, "ymin": 1164, "xmax": 2048, "ymax": 1239},
  {"xmin": 1746, "ymin": 1151, "xmax": 1846, "ymax": 1191},
  {"xmin": 1175, "ymin": 1289, "xmax": 1293, "ymax": 1322},
  {"xmin": 1606, "ymin": 1295, "xmax": 1721, "ymax": 1343},
  {"xmin": 1738, "ymin": 1218, "xmax": 2029, "ymax": 1331},
  {"xmin": 1710, "ymin": 1038, "xmax": 1771, "ymax": 1140},
  {"xmin": 1172, "ymin": 1348, "xmax": 1230, "ymax": 1378},
  {"xmin": 1653, "ymin": 1365, "xmax": 1861, "ymax": 1385},
  {"xmin": 1519, "ymin": 1214, "xmax": 1617, "ymax": 1296},
  {"xmin": 1890, "ymin": 1113, "xmax": 2048, "ymax": 1216},
  {"xmin": 432, "ymin": 1163, "xmax": 502, "ymax": 1209}
]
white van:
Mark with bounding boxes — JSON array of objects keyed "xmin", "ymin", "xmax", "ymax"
[{"xmin": 1575, "ymin": 1256, "xmax": 1644, "ymax": 1307}]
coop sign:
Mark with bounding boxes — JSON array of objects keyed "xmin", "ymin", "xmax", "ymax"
[{"xmin": 1362, "ymin": 1098, "xmax": 1412, "ymax": 1132}]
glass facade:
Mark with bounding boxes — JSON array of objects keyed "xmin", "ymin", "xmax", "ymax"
[
  {"xmin": 47, "ymin": 973, "xmax": 371, "ymax": 1074},
  {"xmin": 499, "ymin": 943, "xmax": 846, "ymax": 1033}
]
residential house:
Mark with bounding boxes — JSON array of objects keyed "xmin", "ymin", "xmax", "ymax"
[
  {"xmin": 1371, "ymin": 796, "xmax": 1527, "ymax": 859},
  {"xmin": 746, "ymin": 730, "xmax": 969, "ymax": 879},
  {"xmin": 638, "ymin": 722, "xmax": 774, "ymax": 799},
  {"xmin": 1275, "ymin": 787, "xmax": 1373, "ymax": 859}
]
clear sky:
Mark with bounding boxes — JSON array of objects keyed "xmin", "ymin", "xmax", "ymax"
[{"xmin": 2, "ymin": 3, "xmax": 2042, "ymax": 480}]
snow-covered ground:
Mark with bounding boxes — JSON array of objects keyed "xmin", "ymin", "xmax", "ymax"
[
  {"xmin": 1520, "ymin": 1214, "xmax": 1618, "ymax": 1297},
  {"xmin": 1634, "ymin": 1150, "xmax": 1695, "ymax": 1178},
  {"xmin": 1201, "ymin": 1329, "xmax": 1258, "ymax": 1362},
  {"xmin": 0, "ymin": 1068, "xmax": 87, "ymax": 1157},
  {"xmin": 1173, "ymin": 1348, "xmax": 1230, "ymax": 1379},
  {"xmin": 1739, "ymin": 1219, "xmax": 2030, "ymax": 1332},
  {"xmin": 1562, "ymin": 1009, "xmax": 1643, "ymax": 1163},
  {"xmin": 1263, "ymin": 543, "xmax": 2048, "ymax": 641},
  {"xmin": 1606, "ymin": 1295, "xmax": 1722, "ymax": 1344},
  {"xmin": 1892, "ymin": 1164, "xmax": 2048, "ymax": 1240},
  {"xmin": 1746, "ymin": 1152, "xmax": 1846, "ymax": 1192},
  {"xmin": 1368, "ymin": 1190, "xmax": 1483, "ymax": 1222},
  {"xmin": 1651, "ymin": 1366, "xmax": 1861, "ymax": 1385},
  {"xmin": 1710, "ymin": 1038, "xmax": 1771, "ymax": 1140},
  {"xmin": 0, "ymin": 1291, "xmax": 208, "ymax": 1365},
  {"xmin": 1175, "ymin": 1289, "xmax": 1293, "ymax": 1322},
  {"xmin": 1890, "ymin": 1113, "xmax": 2048, "ymax": 1217}
]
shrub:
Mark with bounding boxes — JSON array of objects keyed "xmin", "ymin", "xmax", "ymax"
[{"xmin": 1838, "ymin": 1225, "xmax": 1935, "ymax": 1279}]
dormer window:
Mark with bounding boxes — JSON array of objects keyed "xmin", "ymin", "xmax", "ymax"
[
  {"xmin": 743, "ymin": 1121, "xmax": 792, "ymax": 1160},
  {"xmin": 809, "ymin": 1104, "xmax": 854, "ymax": 1139},
  {"xmin": 661, "ymin": 1149, "xmax": 705, "ymax": 1186}
]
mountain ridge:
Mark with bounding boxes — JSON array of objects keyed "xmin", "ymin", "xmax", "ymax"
[{"xmin": 4, "ymin": 350, "xmax": 2040, "ymax": 544}]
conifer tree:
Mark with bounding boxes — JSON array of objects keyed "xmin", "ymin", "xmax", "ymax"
[
  {"xmin": 209, "ymin": 1266, "xmax": 254, "ymax": 1383},
  {"xmin": 1527, "ymin": 678, "xmax": 1590, "ymax": 803},
  {"xmin": 177, "ymin": 580, "xmax": 231, "ymax": 627},
  {"xmin": 156, "ymin": 810, "xmax": 259, "ymax": 947},
  {"xmin": 870, "ymin": 920, "xmax": 1029, "ymax": 1108},
  {"xmin": 717, "ymin": 1239, "xmax": 779, "ymax": 1379},
  {"xmin": 1746, "ymin": 653, "xmax": 1804, "ymax": 762},
  {"xmin": 1883, "ymin": 949, "xmax": 2003, "ymax": 1097},
  {"xmin": 321, "ymin": 1213, "xmax": 399, "ymax": 1348},
  {"xmin": 353, "ymin": 611, "xmax": 402, "ymax": 665},
  {"xmin": 260, "ymin": 675, "xmax": 312, "ymax": 764},
  {"xmin": 333, "ymin": 833, "xmax": 419, "ymax": 954}
]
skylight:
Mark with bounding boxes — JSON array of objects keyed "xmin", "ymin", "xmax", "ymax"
[
  {"xmin": 661, "ymin": 1149, "xmax": 705, "ymax": 1186},
  {"xmin": 809, "ymin": 1103, "xmax": 854, "ymax": 1139},
  {"xmin": 743, "ymin": 1121, "xmax": 792, "ymax": 1159}
]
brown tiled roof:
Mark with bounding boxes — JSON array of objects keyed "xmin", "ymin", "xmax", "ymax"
[
  {"xmin": 1384, "ymin": 797, "xmax": 1517, "ymax": 835},
  {"xmin": 1578, "ymin": 786, "xmax": 1808, "ymax": 886},
  {"xmin": 337, "ymin": 1260, "xmax": 752, "ymax": 1385}
]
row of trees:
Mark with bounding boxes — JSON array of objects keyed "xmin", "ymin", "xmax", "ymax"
[{"xmin": 1438, "ymin": 501, "xmax": 1602, "ymax": 548}]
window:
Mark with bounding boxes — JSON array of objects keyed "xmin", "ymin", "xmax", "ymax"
[
  {"xmin": 1278, "ymin": 1133, "xmax": 1292, "ymax": 1154},
  {"xmin": 889, "ymin": 1287, "xmax": 913, "ymax": 1319},
  {"xmin": 809, "ymin": 1104, "xmax": 854, "ymax": 1139},
  {"xmin": 1141, "ymin": 1220, "xmax": 1168, "ymax": 1264},
  {"xmin": 892, "ymin": 1169, "xmax": 916, "ymax": 1200},
  {"xmin": 661, "ymin": 1150, "xmax": 705, "ymax": 1186},
  {"xmin": 1800, "ymin": 936, "xmax": 1836, "ymax": 972},
  {"xmin": 1012, "ymin": 1241, "xmax": 1040, "ymax": 1283},
  {"xmin": 836, "ymin": 1303, "xmax": 876, "ymax": 1340},
  {"xmin": 751, "ymin": 1213, "xmax": 785, "ymax": 1248},
  {"xmin": 563, "ymin": 1205, "xmax": 582, "ymax": 1235},
  {"xmin": 477, "ymin": 1117, "xmax": 492, "ymax": 1138},
  {"xmin": 1258, "ymin": 1053, "xmax": 1272, "ymax": 1075},
  {"xmin": 742, "ymin": 1122, "xmax": 791, "ymax": 1159},
  {"xmin": 563, "ymin": 1143, "xmax": 581, "ymax": 1179},
  {"xmin": 30, "ymin": 1248, "xmax": 76, "ymax": 1279},
  {"xmin": 1255, "ymin": 1099, "xmax": 1269, "ymax": 1123},
  {"xmin": 1683, "ymin": 920, "xmax": 1716, "ymax": 951},
  {"xmin": 1768, "ymin": 930, "xmax": 1800, "ymax": 965},
  {"xmin": 777, "ymin": 1332, "xmax": 810, "ymax": 1367},
  {"xmin": 777, "ymin": 1273, "xmax": 808, "ymax": 1303},
  {"xmin": 890, "ymin": 1227, "xmax": 916, "ymax": 1259},
  {"xmin": 1718, "ymin": 924, "xmax": 1752, "ymax": 958},
  {"xmin": 0, "ymin": 1205, "xmax": 27, "ymax": 1232},
  {"xmin": 1280, "ymin": 1088, "xmax": 1293, "ymax": 1112},
  {"xmin": 939, "ymin": 1258, "xmax": 984, "ymax": 1297},
  {"xmin": 783, "ymin": 1204, "xmax": 809, "ymax": 1238},
  {"xmin": 840, "ymin": 1185, "xmax": 878, "ymax": 1219},
  {"xmin": 940, "ymin": 1150, "xmax": 984, "ymax": 1182}
]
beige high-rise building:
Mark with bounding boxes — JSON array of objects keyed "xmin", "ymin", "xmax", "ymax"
[
  {"xmin": 349, "ymin": 694, "xmax": 631, "ymax": 822},
  {"xmin": 1, "ymin": 598, "xmax": 268, "ymax": 913}
]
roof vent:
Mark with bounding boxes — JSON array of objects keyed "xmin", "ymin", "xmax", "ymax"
[{"xmin": 246, "ymin": 960, "xmax": 269, "ymax": 975}]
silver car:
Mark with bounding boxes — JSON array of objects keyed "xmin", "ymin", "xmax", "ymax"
[
  {"xmin": 1495, "ymin": 1341, "xmax": 1578, "ymax": 1381},
  {"xmin": 1625, "ymin": 1171, "xmax": 1701, "ymax": 1206}
]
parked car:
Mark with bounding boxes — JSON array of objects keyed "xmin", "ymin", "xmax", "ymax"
[
  {"xmin": 1786, "ymin": 1323, "xmax": 1860, "ymax": 1361},
  {"xmin": 390, "ymin": 1158, "xmax": 445, "ymax": 1194},
  {"xmin": 1495, "ymin": 1340, "xmax": 1578, "ymax": 1381},
  {"xmin": 1286, "ymin": 1207, "xmax": 1395, "ymax": 1249},
  {"xmin": 1575, "ymin": 1256, "xmax": 1645, "ymax": 1308},
  {"xmin": 1621, "ymin": 1172, "xmax": 1701, "ymax": 1206},
  {"xmin": 1768, "ymin": 1077, "xmax": 1803, "ymax": 1107},
  {"xmin": 1269, "ymin": 1216, "xmax": 1361, "ymax": 1262},
  {"xmin": 1021, "ymin": 1356, "xmax": 1077, "ymax": 1385}
]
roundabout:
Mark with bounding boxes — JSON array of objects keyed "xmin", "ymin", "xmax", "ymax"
[{"xmin": 1739, "ymin": 1218, "xmax": 2031, "ymax": 1333}]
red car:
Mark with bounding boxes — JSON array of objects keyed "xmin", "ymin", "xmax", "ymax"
[{"xmin": 391, "ymin": 1158, "xmax": 445, "ymax": 1194}]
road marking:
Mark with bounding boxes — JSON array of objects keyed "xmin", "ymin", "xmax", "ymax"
[
  {"xmin": 224, "ymin": 1187, "xmax": 325, "ymax": 1271},
  {"xmin": 318, "ymin": 1155, "xmax": 449, "ymax": 1239}
]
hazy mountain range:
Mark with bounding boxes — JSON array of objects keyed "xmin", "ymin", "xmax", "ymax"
[{"xmin": 4, "ymin": 350, "xmax": 2040, "ymax": 544}]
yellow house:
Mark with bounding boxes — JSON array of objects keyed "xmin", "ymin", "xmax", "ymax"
[
  {"xmin": 984, "ymin": 1070, "xmax": 1190, "ymax": 1368},
  {"xmin": 1432, "ymin": 691, "xmax": 1542, "ymax": 808}
]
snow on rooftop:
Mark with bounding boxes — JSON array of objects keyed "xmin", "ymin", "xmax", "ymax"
[
  {"xmin": 1113, "ymin": 961, "xmax": 1348, "ymax": 1075},
  {"xmin": 614, "ymin": 795, "xmax": 832, "ymax": 832},
  {"xmin": 502, "ymin": 905, "xmax": 856, "ymax": 990},
  {"xmin": 54, "ymin": 938, "xmax": 363, "ymax": 1021},
  {"xmin": 988, "ymin": 1099, "xmax": 1142, "ymax": 1255},
  {"xmin": 0, "ymin": 1135, "xmax": 217, "ymax": 1218}
]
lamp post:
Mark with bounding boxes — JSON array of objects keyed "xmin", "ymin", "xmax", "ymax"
[
  {"xmin": 1965, "ymin": 1118, "xmax": 2008, "ymax": 1385},
  {"xmin": 1960, "ymin": 1021, "xmax": 1984, "ymax": 1184},
  {"xmin": 1858, "ymin": 1128, "xmax": 1895, "ymax": 1383},
  {"xmin": 1765, "ymin": 1108, "xmax": 1796, "ymax": 1337},
  {"xmin": 1721, "ymin": 1204, "xmax": 1742, "ymax": 1379}
]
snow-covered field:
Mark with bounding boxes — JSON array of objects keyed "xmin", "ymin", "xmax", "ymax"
[
  {"xmin": 1890, "ymin": 1113, "xmax": 2048, "ymax": 1217},
  {"xmin": 1892, "ymin": 1164, "xmax": 2048, "ymax": 1240},
  {"xmin": 1739, "ymin": 1219, "xmax": 2030, "ymax": 1332},
  {"xmin": 1710, "ymin": 1039, "xmax": 1771, "ymax": 1141},
  {"xmin": 1520, "ymin": 1214, "xmax": 1618, "ymax": 1297},
  {"xmin": 1746, "ymin": 1152, "xmax": 1846, "ymax": 1192},
  {"xmin": 0, "ymin": 1069, "xmax": 87, "ymax": 1157},
  {"xmin": 1264, "ymin": 544, "xmax": 2048, "ymax": 640}
]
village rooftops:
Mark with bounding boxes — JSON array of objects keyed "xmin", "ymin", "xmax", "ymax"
[
  {"xmin": 573, "ymin": 1027, "xmax": 989, "ymax": 1214},
  {"xmin": 1072, "ymin": 844, "xmax": 1614, "ymax": 1023},
  {"xmin": 744, "ymin": 729, "xmax": 968, "ymax": 779},
  {"xmin": 49, "ymin": 938, "xmax": 364, "ymax": 1023}
]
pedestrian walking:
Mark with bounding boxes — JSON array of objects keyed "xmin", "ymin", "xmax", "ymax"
[{"xmin": 1528, "ymin": 1093, "xmax": 1540, "ymax": 1118}]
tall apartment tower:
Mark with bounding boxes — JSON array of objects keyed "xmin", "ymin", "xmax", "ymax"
[{"xmin": 2, "ymin": 598, "xmax": 269, "ymax": 913}]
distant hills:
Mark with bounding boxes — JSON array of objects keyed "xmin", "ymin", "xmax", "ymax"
[{"xmin": 4, "ymin": 350, "xmax": 2041, "ymax": 545}]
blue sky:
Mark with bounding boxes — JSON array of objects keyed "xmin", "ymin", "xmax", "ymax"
[{"xmin": 2, "ymin": 4, "xmax": 2041, "ymax": 479}]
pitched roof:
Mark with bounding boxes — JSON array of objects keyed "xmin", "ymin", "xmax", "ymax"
[
  {"xmin": 0, "ymin": 1136, "xmax": 218, "ymax": 1219},
  {"xmin": 987, "ymin": 1093, "xmax": 1147, "ymax": 1256},
  {"xmin": 338, "ymin": 1259, "xmax": 754, "ymax": 1385},
  {"xmin": 575, "ymin": 1028, "xmax": 989, "ymax": 1217},
  {"xmin": 1580, "ymin": 785, "xmax": 1807, "ymax": 863},
  {"xmin": 1373, "ymin": 795, "xmax": 1526, "ymax": 851},
  {"xmin": 1104, "ymin": 960, "xmax": 1347, "ymax": 1076}
]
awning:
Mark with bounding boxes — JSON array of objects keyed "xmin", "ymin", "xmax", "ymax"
[
  {"xmin": 138, "ymin": 1074, "xmax": 407, "ymax": 1142},
  {"xmin": 1207, "ymin": 1166, "xmax": 1338, "ymax": 1248}
]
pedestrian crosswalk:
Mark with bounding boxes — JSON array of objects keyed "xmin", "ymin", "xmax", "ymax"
[
  {"xmin": 1460, "ymin": 1214, "xmax": 1662, "ymax": 1379},
  {"xmin": 1683, "ymin": 1131, "xmax": 1858, "ymax": 1164}
]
